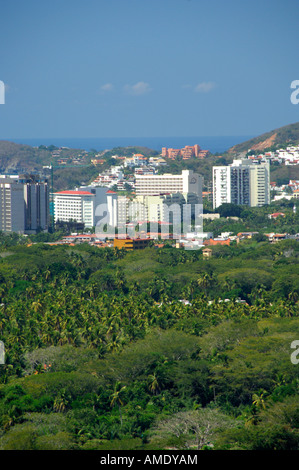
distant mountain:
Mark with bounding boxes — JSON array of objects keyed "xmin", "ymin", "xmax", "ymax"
[
  {"xmin": 0, "ymin": 140, "xmax": 80, "ymax": 173},
  {"xmin": 0, "ymin": 140, "xmax": 159, "ymax": 174},
  {"xmin": 0, "ymin": 140, "xmax": 46, "ymax": 173},
  {"xmin": 0, "ymin": 140, "xmax": 159, "ymax": 190},
  {"xmin": 228, "ymin": 121, "xmax": 299, "ymax": 155},
  {"xmin": 0, "ymin": 140, "xmax": 96, "ymax": 190}
]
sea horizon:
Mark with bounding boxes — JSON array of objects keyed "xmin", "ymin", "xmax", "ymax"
[{"xmin": 5, "ymin": 135, "xmax": 254, "ymax": 154}]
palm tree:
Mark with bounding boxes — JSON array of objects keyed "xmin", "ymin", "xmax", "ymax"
[
  {"xmin": 197, "ymin": 273, "xmax": 214, "ymax": 296},
  {"xmin": 53, "ymin": 389, "xmax": 69, "ymax": 412},
  {"xmin": 2, "ymin": 406, "xmax": 20, "ymax": 430},
  {"xmin": 110, "ymin": 382, "xmax": 126, "ymax": 427},
  {"xmin": 31, "ymin": 300, "xmax": 43, "ymax": 314},
  {"xmin": 148, "ymin": 372, "xmax": 161, "ymax": 395},
  {"xmin": 252, "ymin": 389, "xmax": 267, "ymax": 411},
  {"xmin": 25, "ymin": 286, "xmax": 35, "ymax": 299},
  {"xmin": 44, "ymin": 268, "xmax": 51, "ymax": 281},
  {"xmin": 288, "ymin": 291, "xmax": 299, "ymax": 303}
]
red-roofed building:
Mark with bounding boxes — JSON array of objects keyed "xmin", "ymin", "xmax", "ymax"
[
  {"xmin": 56, "ymin": 190, "xmax": 94, "ymax": 196},
  {"xmin": 268, "ymin": 212, "xmax": 285, "ymax": 219},
  {"xmin": 53, "ymin": 190, "xmax": 95, "ymax": 228},
  {"xmin": 203, "ymin": 238, "xmax": 231, "ymax": 246},
  {"xmin": 266, "ymin": 233, "xmax": 288, "ymax": 243}
]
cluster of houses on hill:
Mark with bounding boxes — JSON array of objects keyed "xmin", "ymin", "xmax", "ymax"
[
  {"xmin": 90, "ymin": 153, "xmax": 167, "ymax": 191},
  {"xmin": 249, "ymin": 145, "xmax": 299, "ymax": 166},
  {"xmin": 271, "ymin": 179, "xmax": 299, "ymax": 201}
]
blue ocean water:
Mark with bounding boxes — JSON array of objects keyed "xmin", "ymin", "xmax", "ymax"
[{"xmin": 9, "ymin": 136, "xmax": 253, "ymax": 154}]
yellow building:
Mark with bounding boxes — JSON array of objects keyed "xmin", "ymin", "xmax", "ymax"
[{"xmin": 113, "ymin": 237, "xmax": 152, "ymax": 250}]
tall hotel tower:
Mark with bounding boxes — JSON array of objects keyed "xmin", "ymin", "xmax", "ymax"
[{"xmin": 213, "ymin": 160, "xmax": 270, "ymax": 209}]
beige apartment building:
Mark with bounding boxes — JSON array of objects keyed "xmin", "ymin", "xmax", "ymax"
[
  {"xmin": 135, "ymin": 169, "xmax": 203, "ymax": 199},
  {"xmin": 213, "ymin": 159, "xmax": 270, "ymax": 209}
]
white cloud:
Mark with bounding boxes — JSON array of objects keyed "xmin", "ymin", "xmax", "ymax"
[
  {"xmin": 99, "ymin": 83, "xmax": 114, "ymax": 93},
  {"xmin": 194, "ymin": 81, "xmax": 216, "ymax": 93},
  {"xmin": 124, "ymin": 81, "xmax": 152, "ymax": 96}
]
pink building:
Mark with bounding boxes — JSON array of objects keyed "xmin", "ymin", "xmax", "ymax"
[{"xmin": 162, "ymin": 144, "xmax": 204, "ymax": 160}]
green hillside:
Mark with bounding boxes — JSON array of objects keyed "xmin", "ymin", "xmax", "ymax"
[
  {"xmin": 228, "ymin": 121, "xmax": 299, "ymax": 155},
  {"xmin": 0, "ymin": 140, "xmax": 159, "ymax": 190}
]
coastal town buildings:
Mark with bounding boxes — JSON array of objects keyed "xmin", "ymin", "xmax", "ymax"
[
  {"xmin": 161, "ymin": 145, "xmax": 208, "ymax": 160},
  {"xmin": 53, "ymin": 190, "xmax": 95, "ymax": 228},
  {"xmin": 113, "ymin": 237, "xmax": 152, "ymax": 250},
  {"xmin": 113, "ymin": 170, "xmax": 203, "ymax": 229},
  {"xmin": 250, "ymin": 145, "xmax": 299, "ymax": 166},
  {"xmin": 0, "ymin": 175, "xmax": 49, "ymax": 233},
  {"xmin": 92, "ymin": 169, "xmax": 204, "ymax": 237},
  {"xmin": 135, "ymin": 169, "xmax": 203, "ymax": 199},
  {"xmin": 213, "ymin": 159, "xmax": 270, "ymax": 209}
]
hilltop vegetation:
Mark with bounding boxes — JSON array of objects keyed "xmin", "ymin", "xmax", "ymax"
[
  {"xmin": 101, "ymin": 146, "xmax": 159, "ymax": 159},
  {"xmin": 0, "ymin": 140, "xmax": 99, "ymax": 191},
  {"xmin": 228, "ymin": 121, "xmax": 299, "ymax": 155},
  {"xmin": 0, "ymin": 141, "xmax": 83, "ymax": 173},
  {"xmin": 0, "ymin": 140, "xmax": 160, "ymax": 191},
  {"xmin": 0, "ymin": 234, "xmax": 298, "ymax": 450}
]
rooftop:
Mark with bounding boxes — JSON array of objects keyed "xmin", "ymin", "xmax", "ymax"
[{"xmin": 55, "ymin": 190, "xmax": 94, "ymax": 196}]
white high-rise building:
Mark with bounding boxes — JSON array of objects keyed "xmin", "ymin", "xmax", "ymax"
[
  {"xmin": 135, "ymin": 169, "xmax": 203, "ymax": 200},
  {"xmin": 246, "ymin": 161, "xmax": 270, "ymax": 207},
  {"xmin": 53, "ymin": 190, "xmax": 95, "ymax": 228},
  {"xmin": 212, "ymin": 159, "xmax": 270, "ymax": 209},
  {"xmin": 78, "ymin": 186, "xmax": 114, "ymax": 227},
  {"xmin": 106, "ymin": 190, "xmax": 118, "ymax": 227}
]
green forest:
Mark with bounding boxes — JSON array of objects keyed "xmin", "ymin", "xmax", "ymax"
[{"xmin": 0, "ymin": 234, "xmax": 298, "ymax": 450}]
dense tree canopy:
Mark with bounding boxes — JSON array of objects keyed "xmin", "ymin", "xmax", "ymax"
[{"xmin": 0, "ymin": 236, "xmax": 298, "ymax": 450}]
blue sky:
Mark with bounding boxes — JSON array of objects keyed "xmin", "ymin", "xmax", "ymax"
[{"xmin": 1, "ymin": 0, "xmax": 299, "ymax": 139}]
